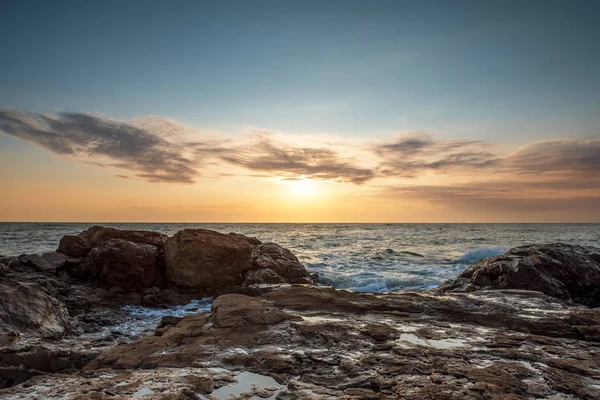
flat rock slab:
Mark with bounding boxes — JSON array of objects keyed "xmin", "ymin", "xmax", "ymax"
[{"xmin": 5, "ymin": 285, "xmax": 597, "ymax": 399}]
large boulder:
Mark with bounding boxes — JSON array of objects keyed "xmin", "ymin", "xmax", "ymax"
[
  {"xmin": 164, "ymin": 229, "xmax": 253, "ymax": 292},
  {"xmin": 57, "ymin": 226, "xmax": 167, "ymax": 258},
  {"xmin": 251, "ymin": 243, "xmax": 315, "ymax": 284},
  {"xmin": 438, "ymin": 243, "xmax": 600, "ymax": 306},
  {"xmin": 85, "ymin": 239, "xmax": 159, "ymax": 290},
  {"xmin": 0, "ymin": 278, "xmax": 70, "ymax": 339}
]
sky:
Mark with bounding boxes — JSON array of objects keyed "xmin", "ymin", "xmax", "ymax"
[{"xmin": 1, "ymin": 0, "xmax": 599, "ymax": 222}]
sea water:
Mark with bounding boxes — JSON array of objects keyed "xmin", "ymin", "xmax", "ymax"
[{"xmin": 1, "ymin": 223, "xmax": 598, "ymax": 293}]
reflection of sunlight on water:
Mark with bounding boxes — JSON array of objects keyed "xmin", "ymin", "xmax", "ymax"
[{"xmin": 200, "ymin": 371, "xmax": 284, "ymax": 400}]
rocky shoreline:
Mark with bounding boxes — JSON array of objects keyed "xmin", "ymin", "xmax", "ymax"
[{"xmin": 1, "ymin": 227, "xmax": 599, "ymax": 399}]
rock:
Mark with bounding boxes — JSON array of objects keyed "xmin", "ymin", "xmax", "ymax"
[
  {"xmin": 229, "ymin": 232, "xmax": 262, "ymax": 245},
  {"xmin": 85, "ymin": 239, "xmax": 159, "ymax": 290},
  {"xmin": 0, "ymin": 263, "xmax": 6, "ymax": 277},
  {"xmin": 212, "ymin": 294, "xmax": 301, "ymax": 328},
  {"xmin": 438, "ymin": 243, "xmax": 600, "ymax": 306},
  {"xmin": 57, "ymin": 226, "xmax": 168, "ymax": 258},
  {"xmin": 16, "ymin": 252, "xmax": 78, "ymax": 274},
  {"xmin": 80, "ymin": 225, "xmax": 168, "ymax": 249},
  {"xmin": 0, "ymin": 278, "xmax": 70, "ymax": 339},
  {"xmin": 80, "ymin": 285, "xmax": 600, "ymax": 399},
  {"xmin": 155, "ymin": 316, "xmax": 182, "ymax": 334},
  {"xmin": 0, "ymin": 331, "xmax": 20, "ymax": 347},
  {"xmin": 164, "ymin": 229, "xmax": 253, "ymax": 292},
  {"xmin": 243, "ymin": 268, "xmax": 285, "ymax": 285},
  {"xmin": 57, "ymin": 235, "xmax": 90, "ymax": 258},
  {"xmin": 251, "ymin": 243, "xmax": 316, "ymax": 284}
]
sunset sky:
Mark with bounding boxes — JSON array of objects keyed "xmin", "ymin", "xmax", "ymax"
[{"xmin": 1, "ymin": 0, "xmax": 599, "ymax": 222}]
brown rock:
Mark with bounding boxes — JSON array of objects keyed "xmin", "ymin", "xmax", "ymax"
[
  {"xmin": 81, "ymin": 225, "xmax": 168, "ymax": 248},
  {"xmin": 438, "ymin": 243, "xmax": 600, "ymax": 306},
  {"xmin": 229, "ymin": 232, "xmax": 262, "ymax": 245},
  {"xmin": 243, "ymin": 268, "xmax": 286, "ymax": 285},
  {"xmin": 85, "ymin": 239, "xmax": 159, "ymax": 290},
  {"xmin": 164, "ymin": 229, "xmax": 253, "ymax": 292},
  {"xmin": 212, "ymin": 294, "xmax": 300, "ymax": 328},
  {"xmin": 57, "ymin": 226, "xmax": 168, "ymax": 258},
  {"xmin": 251, "ymin": 243, "xmax": 315, "ymax": 284},
  {"xmin": 57, "ymin": 235, "xmax": 90, "ymax": 257},
  {"xmin": 0, "ymin": 278, "xmax": 70, "ymax": 339}
]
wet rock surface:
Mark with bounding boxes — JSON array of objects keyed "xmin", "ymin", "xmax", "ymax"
[
  {"xmin": 0, "ymin": 227, "xmax": 316, "ymax": 391},
  {"xmin": 0, "ymin": 278, "xmax": 70, "ymax": 339},
  {"xmin": 1, "ymin": 240, "xmax": 599, "ymax": 399},
  {"xmin": 439, "ymin": 243, "xmax": 600, "ymax": 306}
]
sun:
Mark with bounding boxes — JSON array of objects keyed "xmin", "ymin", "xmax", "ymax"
[
  {"xmin": 292, "ymin": 178, "xmax": 317, "ymax": 195},
  {"xmin": 275, "ymin": 176, "xmax": 320, "ymax": 196}
]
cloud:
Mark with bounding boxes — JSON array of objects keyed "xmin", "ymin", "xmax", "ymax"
[
  {"xmin": 0, "ymin": 108, "xmax": 227, "ymax": 183},
  {"xmin": 386, "ymin": 182, "xmax": 600, "ymax": 213},
  {"xmin": 503, "ymin": 139, "xmax": 600, "ymax": 175},
  {"xmin": 373, "ymin": 132, "xmax": 498, "ymax": 177},
  {"xmin": 380, "ymin": 138, "xmax": 600, "ymax": 216},
  {"xmin": 221, "ymin": 135, "xmax": 375, "ymax": 184}
]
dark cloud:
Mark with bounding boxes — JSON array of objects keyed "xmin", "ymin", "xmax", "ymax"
[
  {"xmin": 373, "ymin": 133, "xmax": 498, "ymax": 177},
  {"xmin": 503, "ymin": 139, "xmax": 600, "ymax": 174},
  {"xmin": 0, "ymin": 108, "xmax": 226, "ymax": 183},
  {"xmin": 222, "ymin": 136, "xmax": 374, "ymax": 184}
]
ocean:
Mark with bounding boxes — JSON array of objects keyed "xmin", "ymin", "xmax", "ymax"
[{"xmin": 1, "ymin": 223, "xmax": 599, "ymax": 293}]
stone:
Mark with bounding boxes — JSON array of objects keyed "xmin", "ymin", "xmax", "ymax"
[
  {"xmin": 0, "ymin": 263, "xmax": 6, "ymax": 277},
  {"xmin": 212, "ymin": 294, "xmax": 300, "ymax": 328},
  {"xmin": 57, "ymin": 235, "xmax": 90, "ymax": 258},
  {"xmin": 229, "ymin": 232, "xmax": 262, "ymax": 245},
  {"xmin": 80, "ymin": 225, "xmax": 168, "ymax": 249},
  {"xmin": 243, "ymin": 268, "xmax": 285, "ymax": 285},
  {"xmin": 57, "ymin": 226, "xmax": 168, "ymax": 258},
  {"xmin": 16, "ymin": 252, "xmax": 77, "ymax": 274},
  {"xmin": 85, "ymin": 239, "xmax": 159, "ymax": 290},
  {"xmin": 251, "ymin": 243, "xmax": 316, "ymax": 284},
  {"xmin": 80, "ymin": 285, "xmax": 600, "ymax": 399},
  {"xmin": 164, "ymin": 229, "xmax": 253, "ymax": 292},
  {"xmin": 438, "ymin": 243, "xmax": 600, "ymax": 306},
  {"xmin": 0, "ymin": 278, "xmax": 70, "ymax": 339}
]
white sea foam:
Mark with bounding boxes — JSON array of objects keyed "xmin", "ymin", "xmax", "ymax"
[
  {"xmin": 3, "ymin": 223, "xmax": 598, "ymax": 295},
  {"xmin": 454, "ymin": 246, "xmax": 508, "ymax": 263}
]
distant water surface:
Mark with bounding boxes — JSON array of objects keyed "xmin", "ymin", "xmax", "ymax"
[{"xmin": 1, "ymin": 223, "xmax": 598, "ymax": 293}]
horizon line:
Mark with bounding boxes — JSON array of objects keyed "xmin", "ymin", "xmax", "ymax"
[{"xmin": 1, "ymin": 221, "xmax": 599, "ymax": 225}]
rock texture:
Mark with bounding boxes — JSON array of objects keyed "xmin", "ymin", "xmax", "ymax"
[
  {"xmin": 250, "ymin": 243, "xmax": 314, "ymax": 284},
  {"xmin": 0, "ymin": 278, "xmax": 70, "ymax": 339},
  {"xmin": 85, "ymin": 239, "xmax": 159, "ymax": 289},
  {"xmin": 439, "ymin": 243, "xmax": 600, "ymax": 306},
  {"xmin": 58, "ymin": 226, "xmax": 168, "ymax": 258},
  {"xmin": 2, "ymin": 240, "xmax": 600, "ymax": 399},
  {"xmin": 164, "ymin": 229, "xmax": 254, "ymax": 291},
  {"xmin": 74, "ymin": 286, "xmax": 600, "ymax": 399}
]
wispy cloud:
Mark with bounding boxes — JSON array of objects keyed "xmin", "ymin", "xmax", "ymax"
[
  {"xmin": 503, "ymin": 139, "xmax": 600, "ymax": 175},
  {"xmin": 373, "ymin": 132, "xmax": 498, "ymax": 177},
  {"xmin": 221, "ymin": 134, "xmax": 375, "ymax": 184},
  {"xmin": 2, "ymin": 107, "xmax": 599, "ymax": 208},
  {"xmin": 0, "ymin": 108, "xmax": 226, "ymax": 183}
]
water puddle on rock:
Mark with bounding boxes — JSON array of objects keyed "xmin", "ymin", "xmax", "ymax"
[
  {"xmin": 200, "ymin": 371, "xmax": 284, "ymax": 400},
  {"xmin": 131, "ymin": 387, "xmax": 155, "ymax": 398},
  {"xmin": 301, "ymin": 315, "xmax": 344, "ymax": 323},
  {"xmin": 397, "ymin": 333, "xmax": 466, "ymax": 349}
]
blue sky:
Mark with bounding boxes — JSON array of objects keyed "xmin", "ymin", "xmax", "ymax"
[{"xmin": 2, "ymin": 0, "xmax": 599, "ymax": 139}]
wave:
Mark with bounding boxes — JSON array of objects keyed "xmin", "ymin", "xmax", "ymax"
[
  {"xmin": 455, "ymin": 247, "xmax": 508, "ymax": 263},
  {"xmin": 318, "ymin": 272, "xmax": 442, "ymax": 293}
]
